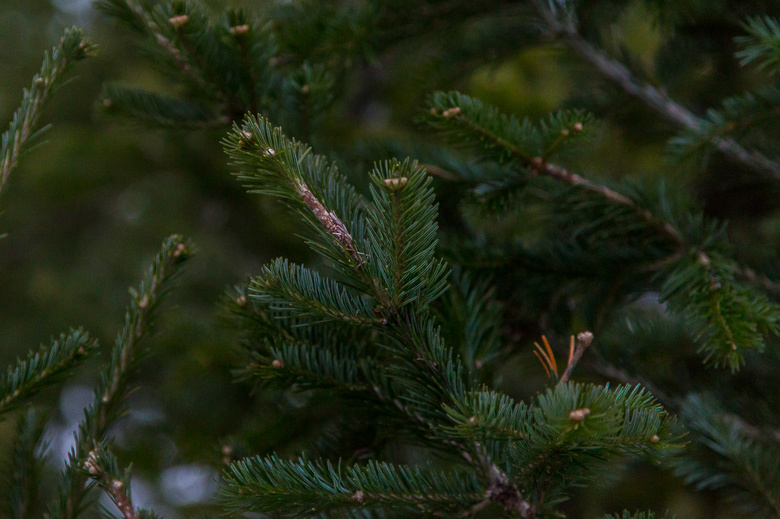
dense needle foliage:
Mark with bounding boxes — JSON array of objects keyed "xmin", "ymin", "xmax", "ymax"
[{"xmin": 2, "ymin": 1, "xmax": 780, "ymax": 518}]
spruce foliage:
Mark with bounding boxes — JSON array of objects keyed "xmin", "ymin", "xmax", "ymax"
[{"xmin": 4, "ymin": 0, "xmax": 780, "ymax": 518}]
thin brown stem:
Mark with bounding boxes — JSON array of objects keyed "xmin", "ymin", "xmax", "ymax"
[{"xmin": 558, "ymin": 331, "xmax": 594, "ymax": 384}]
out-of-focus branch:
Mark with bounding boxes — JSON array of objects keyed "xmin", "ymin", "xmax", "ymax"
[{"xmin": 535, "ymin": 3, "xmax": 780, "ymax": 179}]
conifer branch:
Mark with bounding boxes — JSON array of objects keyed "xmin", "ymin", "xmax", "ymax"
[
  {"xmin": 535, "ymin": 3, "xmax": 780, "ymax": 178},
  {"xmin": 1, "ymin": 27, "xmax": 94, "ymax": 194},
  {"xmin": 221, "ymin": 456, "xmax": 486, "ymax": 515},
  {"xmin": 425, "ymin": 92, "xmax": 780, "ymax": 368},
  {"xmin": 82, "ymin": 447, "xmax": 172, "ymax": 518},
  {"xmin": 81, "ymin": 445, "xmax": 145, "ymax": 519},
  {"xmin": 47, "ymin": 235, "xmax": 192, "ymax": 519},
  {"xmin": 675, "ymin": 395, "xmax": 780, "ymax": 517},
  {"xmin": 224, "ymin": 115, "xmax": 371, "ymax": 283},
  {"xmin": 0, "ymin": 330, "xmax": 98, "ymax": 417},
  {"xmin": 736, "ymin": 16, "xmax": 780, "ymax": 74},
  {"xmin": 251, "ymin": 258, "xmax": 381, "ymax": 325},
  {"xmin": 95, "ymin": 0, "xmax": 208, "ymax": 90},
  {"xmin": 425, "ymin": 92, "xmax": 683, "ymax": 246},
  {"xmin": 2, "ymin": 410, "xmax": 49, "ymax": 519}
]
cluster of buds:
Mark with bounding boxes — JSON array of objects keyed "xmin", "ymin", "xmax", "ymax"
[
  {"xmin": 568, "ymin": 407, "xmax": 591, "ymax": 423},
  {"xmin": 383, "ymin": 176, "xmax": 408, "ymax": 191},
  {"xmin": 442, "ymin": 106, "xmax": 461, "ymax": 118},
  {"xmin": 229, "ymin": 24, "xmax": 249, "ymax": 36}
]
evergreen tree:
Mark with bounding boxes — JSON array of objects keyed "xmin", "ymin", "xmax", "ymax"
[{"xmin": 2, "ymin": 0, "xmax": 780, "ymax": 518}]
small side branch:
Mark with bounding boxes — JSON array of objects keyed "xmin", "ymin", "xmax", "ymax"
[{"xmin": 1, "ymin": 28, "xmax": 94, "ymax": 193}]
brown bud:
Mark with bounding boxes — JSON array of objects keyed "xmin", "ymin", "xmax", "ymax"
[
  {"xmin": 531, "ymin": 157, "xmax": 544, "ymax": 168},
  {"xmin": 229, "ymin": 24, "xmax": 249, "ymax": 36},
  {"xmin": 271, "ymin": 359, "xmax": 284, "ymax": 369},
  {"xmin": 236, "ymin": 295, "xmax": 247, "ymax": 307},
  {"xmin": 353, "ymin": 490, "xmax": 364, "ymax": 503},
  {"xmin": 576, "ymin": 331, "xmax": 594, "ymax": 348},
  {"xmin": 561, "ymin": 128, "xmax": 569, "ymax": 136},
  {"xmin": 102, "ymin": 98, "xmax": 112, "ymax": 107},
  {"xmin": 442, "ymin": 106, "xmax": 461, "ymax": 118},
  {"xmin": 650, "ymin": 434, "xmax": 660, "ymax": 443},
  {"xmin": 573, "ymin": 122, "xmax": 583, "ymax": 132},
  {"xmin": 568, "ymin": 408, "xmax": 591, "ymax": 423},
  {"xmin": 383, "ymin": 177, "xmax": 408, "ymax": 191},
  {"xmin": 301, "ymin": 85, "xmax": 310, "ymax": 94},
  {"xmin": 169, "ymin": 14, "xmax": 189, "ymax": 28}
]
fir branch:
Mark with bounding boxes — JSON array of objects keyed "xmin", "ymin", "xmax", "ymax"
[
  {"xmin": 276, "ymin": 62, "xmax": 335, "ymax": 142},
  {"xmin": 250, "ymin": 258, "xmax": 381, "ymax": 326},
  {"xmin": 423, "ymin": 91, "xmax": 683, "ymax": 245},
  {"xmin": 667, "ymin": 86, "xmax": 780, "ymax": 169},
  {"xmin": 95, "ymin": 0, "xmax": 209, "ymax": 91},
  {"xmin": 244, "ymin": 343, "xmax": 371, "ymax": 393},
  {"xmin": 660, "ymin": 251, "xmax": 780, "ymax": 370},
  {"xmin": 221, "ymin": 456, "xmax": 485, "ymax": 516},
  {"xmin": 736, "ymin": 16, "xmax": 780, "ymax": 74},
  {"xmin": 1, "ymin": 27, "xmax": 94, "ymax": 194},
  {"xmin": 47, "ymin": 235, "xmax": 192, "ymax": 519},
  {"xmin": 81, "ymin": 446, "xmax": 139, "ymax": 519},
  {"xmin": 425, "ymin": 91, "xmax": 780, "ymax": 368},
  {"xmin": 534, "ymin": 3, "xmax": 780, "ymax": 178},
  {"xmin": 437, "ymin": 270, "xmax": 504, "ymax": 381},
  {"xmin": 99, "ymin": 85, "xmax": 227, "ymax": 128},
  {"xmin": 0, "ymin": 330, "xmax": 98, "ymax": 417},
  {"xmin": 444, "ymin": 383, "xmax": 678, "ymax": 475},
  {"xmin": 1, "ymin": 410, "xmax": 49, "ymax": 519},
  {"xmin": 225, "ymin": 115, "xmax": 535, "ymax": 517},
  {"xmin": 366, "ymin": 159, "xmax": 450, "ymax": 313},
  {"xmin": 224, "ymin": 115, "xmax": 370, "ymax": 279},
  {"xmin": 675, "ymin": 395, "xmax": 780, "ymax": 517}
]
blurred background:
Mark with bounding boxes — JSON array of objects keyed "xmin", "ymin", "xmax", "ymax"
[{"xmin": 2, "ymin": 0, "xmax": 778, "ymax": 516}]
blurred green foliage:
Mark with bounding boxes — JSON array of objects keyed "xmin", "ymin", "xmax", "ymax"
[{"xmin": 2, "ymin": 0, "xmax": 780, "ymax": 517}]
